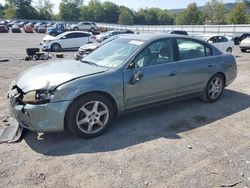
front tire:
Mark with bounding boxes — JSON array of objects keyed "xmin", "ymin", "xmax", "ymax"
[
  {"xmin": 51, "ymin": 43, "xmax": 61, "ymax": 52},
  {"xmin": 65, "ymin": 94, "xmax": 114, "ymax": 138},
  {"xmin": 201, "ymin": 74, "xmax": 225, "ymax": 103},
  {"xmin": 241, "ymin": 49, "xmax": 247, "ymax": 52}
]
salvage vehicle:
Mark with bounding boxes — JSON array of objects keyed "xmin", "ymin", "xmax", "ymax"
[
  {"xmin": 70, "ymin": 21, "xmax": 98, "ymax": 32},
  {"xmin": 41, "ymin": 31, "xmax": 96, "ymax": 51},
  {"xmin": 11, "ymin": 24, "xmax": 21, "ymax": 33},
  {"xmin": 18, "ymin": 21, "xmax": 29, "ymax": 28},
  {"xmin": 33, "ymin": 22, "xmax": 47, "ymax": 32},
  {"xmin": 198, "ymin": 34, "xmax": 234, "ymax": 53},
  {"xmin": 8, "ymin": 34, "xmax": 237, "ymax": 138},
  {"xmin": 96, "ymin": 30, "xmax": 133, "ymax": 42},
  {"xmin": 23, "ymin": 24, "xmax": 33, "ymax": 33},
  {"xmin": 166, "ymin": 30, "xmax": 188, "ymax": 35},
  {"xmin": 37, "ymin": 25, "xmax": 46, "ymax": 33},
  {"xmin": 232, "ymin": 33, "xmax": 250, "ymax": 45},
  {"xmin": 0, "ymin": 25, "xmax": 9, "ymax": 33},
  {"xmin": 239, "ymin": 37, "xmax": 250, "ymax": 52},
  {"xmin": 75, "ymin": 35, "xmax": 120, "ymax": 60},
  {"xmin": 47, "ymin": 23, "xmax": 66, "ymax": 36}
]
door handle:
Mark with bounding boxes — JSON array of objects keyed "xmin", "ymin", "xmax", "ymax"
[
  {"xmin": 169, "ymin": 71, "xmax": 177, "ymax": 77},
  {"xmin": 208, "ymin": 64, "xmax": 213, "ymax": 68}
]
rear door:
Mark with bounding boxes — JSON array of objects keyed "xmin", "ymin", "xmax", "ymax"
[
  {"xmin": 176, "ymin": 38, "xmax": 214, "ymax": 96},
  {"xmin": 75, "ymin": 33, "xmax": 91, "ymax": 47}
]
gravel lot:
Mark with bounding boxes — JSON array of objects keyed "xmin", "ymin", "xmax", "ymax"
[{"xmin": 0, "ymin": 33, "xmax": 249, "ymax": 188}]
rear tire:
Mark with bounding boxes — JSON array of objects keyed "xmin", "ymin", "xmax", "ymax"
[
  {"xmin": 241, "ymin": 49, "xmax": 247, "ymax": 52},
  {"xmin": 65, "ymin": 94, "xmax": 114, "ymax": 138},
  {"xmin": 90, "ymin": 27, "xmax": 95, "ymax": 32},
  {"xmin": 201, "ymin": 73, "xmax": 225, "ymax": 103},
  {"xmin": 51, "ymin": 43, "xmax": 61, "ymax": 52}
]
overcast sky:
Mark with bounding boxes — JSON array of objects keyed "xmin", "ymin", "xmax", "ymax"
[{"xmin": 0, "ymin": 0, "xmax": 236, "ymax": 13}]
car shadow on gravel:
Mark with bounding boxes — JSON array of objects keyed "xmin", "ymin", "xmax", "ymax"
[{"xmin": 24, "ymin": 89, "xmax": 250, "ymax": 156}]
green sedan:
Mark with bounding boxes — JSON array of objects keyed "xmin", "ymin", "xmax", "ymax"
[{"xmin": 7, "ymin": 34, "xmax": 237, "ymax": 138}]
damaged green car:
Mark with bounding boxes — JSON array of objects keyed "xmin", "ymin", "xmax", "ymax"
[{"xmin": 8, "ymin": 34, "xmax": 237, "ymax": 138}]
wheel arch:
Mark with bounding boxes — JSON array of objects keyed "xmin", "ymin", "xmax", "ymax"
[
  {"xmin": 51, "ymin": 42, "xmax": 61, "ymax": 51},
  {"xmin": 64, "ymin": 90, "xmax": 118, "ymax": 129},
  {"xmin": 216, "ymin": 72, "xmax": 226, "ymax": 85}
]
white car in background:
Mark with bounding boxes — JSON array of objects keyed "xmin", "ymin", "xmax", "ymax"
[
  {"xmin": 41, "ymin": 31, "xmax": 96, "ymax": 51},
  {"xmin": 198, "ymin": 34, "xmax": 234, "ymax": 53},
  {"xmin": 239, "ymin": 37, "xmax": 250, "ymax": 52},
  {"xmin": 96, "ymin": 30, "xmax": 134, "ymax": 42},
  {"xmin": 70, "ymin": 21, "xmax": 98, "ymax": 32}
]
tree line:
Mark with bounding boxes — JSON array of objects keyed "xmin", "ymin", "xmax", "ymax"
[{"xmin": 0, "ymin": 0, "xmax": 250, "ymax": 25}]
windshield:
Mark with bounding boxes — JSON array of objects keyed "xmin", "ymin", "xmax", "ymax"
[{"xmin": 83, "ymin": 38, "xmax": 143, "ymax": 68}]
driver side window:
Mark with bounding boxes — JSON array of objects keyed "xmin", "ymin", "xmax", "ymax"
[{"xmin": 133, "ymin": 39, "xmax": 174, "ymax": 68}]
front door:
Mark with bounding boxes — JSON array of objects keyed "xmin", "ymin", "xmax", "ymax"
[{"xmin": 123, "ymin": 39, "xmax": 178, "ymax": 109}]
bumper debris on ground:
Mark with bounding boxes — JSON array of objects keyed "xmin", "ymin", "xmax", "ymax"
[{"xmin": 0, "ymin": 117, "xmax": 23, "ymax": 143}]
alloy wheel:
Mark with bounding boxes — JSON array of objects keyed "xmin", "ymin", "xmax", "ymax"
[
  {"xmin": 208, "ymin": 77, "xmax": 223, "ymax": 100},
  {"xmin": 76, "ymin": 101, "xmax": 109, "ymax": 134}
]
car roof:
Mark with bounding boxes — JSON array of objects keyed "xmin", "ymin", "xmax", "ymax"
[
  {"xmin": 56, "ymin": 31, "xmax": 92, "ymax": 38},
  {"xmin": 118, "ymin": 33, "xmax": 193, "ymax": 42}
]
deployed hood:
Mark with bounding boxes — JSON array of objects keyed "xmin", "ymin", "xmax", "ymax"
[{"xmin": 15, "ymin": 60, "xmax": 109, "ymax": 92}]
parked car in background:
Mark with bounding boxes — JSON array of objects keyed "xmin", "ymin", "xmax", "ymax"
[
  {"xmin": 96, "ymin": 30, "xmax": 133, "ymax": 42},
  {"xmin": 46, "ymin": 22, "xmax": 54, "ymax": 27},
  {"xmin": 37, "ymin": 25, "xmax": 46, "ymax": 33},
  {"xmin": 41, "ymin": 31, "xmax": 96, "ymax": 51},
  {"xmin": 7, "ymin": 21, "xmax": 19, "ymax": 27},
  {"xmin": 23, "ymin": 24, "xmax": 33, "ymax": 33},
  {"xmin": 70, "ymin": 21, "xmax": 98, "ymax": 32},
  {"xmin": 33, "ymin": 22, "xmax": 47, "ymax": 32},
  {"xmin": 47, "ymin": 23, "xmax": 66, "ymax": 36},
  {"xmin": 18, "ymin": 21, "xmax": 29, "ymax": 28},
  {"xmin": 0, "ymin": 25, "xmax": 9, "ymax": 33},
  {"xmin": 75, "ymin": 35, "xmax": 121, "ymax": 60},
  {"xmin": 0, "ymin": 20, "xmax": 8, "ymax": 25},
  {"xmin": 232, "ymin": 33, "xmax": 250, "ymax": 45},
  {"xmin": 8, "ymin": 34, "xmax": 237, "ymax": 138},
  {"xmin": 239, "ymin": 37, "xmax": 250, "ymax": 52},
  {"xmin": 198, "ymin": 35, "xmax": 234, "ymax": 53},
  {"xmin": 166, "ymin": 30, "xmax": 188, "ymax": 35},
  {"xmin": 11, "ymin": 24, "xmax": 21, "ymax": 33}
]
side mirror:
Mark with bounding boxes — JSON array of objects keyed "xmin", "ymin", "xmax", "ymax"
[{"xmin": 130, "ymin": 71, "xmax": 144, "ymax": 85}]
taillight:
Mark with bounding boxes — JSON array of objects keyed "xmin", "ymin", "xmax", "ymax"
[{"xmin": 91, "ymin": 35, "xmax": 96, "ymax": 39}]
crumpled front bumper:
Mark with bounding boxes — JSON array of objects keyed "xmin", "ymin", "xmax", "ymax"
[{"xmin": 7, "ymin": 90, "xmax": 72, "ymax": 133}]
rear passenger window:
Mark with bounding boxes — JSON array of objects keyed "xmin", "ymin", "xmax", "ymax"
[
  {"xmin": 177, "ymin": 39, "xmax": 210, "ymax": 60},
  {"xmin": 218, "ymin": 36, "xmax": 228, "ymax": 42},
  {"xmin": 76, "ymin": 33, "xmax": 90, "ymax": 38}
]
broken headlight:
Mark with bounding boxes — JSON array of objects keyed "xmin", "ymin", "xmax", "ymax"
[{"xmin": 22, "ymin": 90, "xmax": 54, "ymax": 104}]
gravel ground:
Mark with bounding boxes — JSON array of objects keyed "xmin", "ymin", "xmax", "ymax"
[{"xmin": 0, "ymin": 33, "xmax": 249, "ymax": 188}]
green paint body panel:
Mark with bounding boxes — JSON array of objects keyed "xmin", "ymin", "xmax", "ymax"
[{"xmin": 8, "ymin": 34, "xmax": 237, "ymax": 132}]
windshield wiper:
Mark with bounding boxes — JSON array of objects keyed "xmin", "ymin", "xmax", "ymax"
[{"xmin": 81, "ymin": 60, "xmax": 98, "ymax": 66}]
